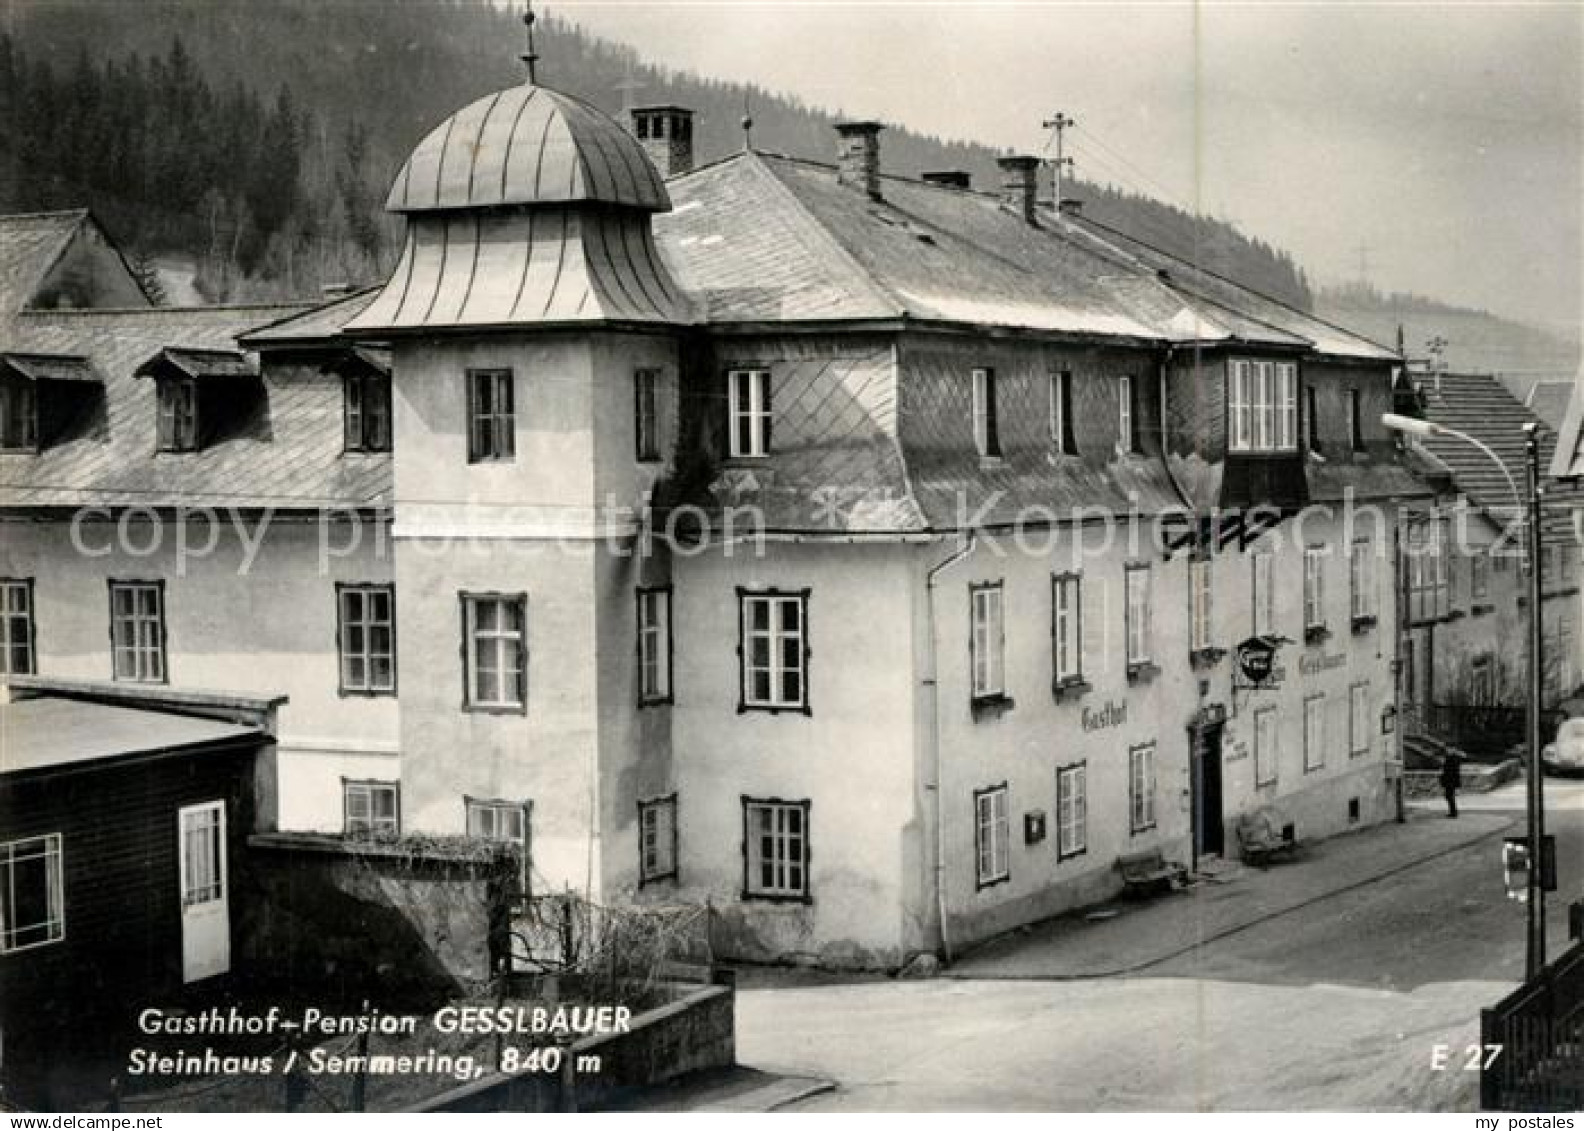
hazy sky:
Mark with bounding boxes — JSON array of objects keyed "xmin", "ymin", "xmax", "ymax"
[{"xmin": 552, "ymin": 1, "xmax": 1582, "ymax": 334}]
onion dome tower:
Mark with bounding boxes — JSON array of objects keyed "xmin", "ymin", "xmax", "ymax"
[{"xmin": 347, "ymin": 11, "xmax": 691, "ymax": 333}]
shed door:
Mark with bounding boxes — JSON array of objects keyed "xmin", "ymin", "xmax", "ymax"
[{"xmin": 178, "ymin": 800, "xmax": 230, "ymax": 983}]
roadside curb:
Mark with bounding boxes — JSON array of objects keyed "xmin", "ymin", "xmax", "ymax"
[
  {"xmin": 693, "ymin": 1075, "xmax": 836, "ymax": 1112},
  {"xmin": 942, "ymin": 815, "xmax": 1518, "ymax": 982}
]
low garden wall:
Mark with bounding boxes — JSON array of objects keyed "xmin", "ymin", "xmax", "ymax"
[
  {"xmin": 404, "ymin": 981, "xmax": 735, "ymax": 1112},
  {"xmin": 239, "ymin": 832, "xmax": 517, "ymax": 1001}
]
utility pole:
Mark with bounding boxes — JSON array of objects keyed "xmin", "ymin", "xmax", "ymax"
[
  {"xmin": 1524, "ymin": 421, "xmax": 1549, "ymax": 978},
  {"xmin": 1042, "ymin": 112, "xmax": 1076, "ymax": 208}
]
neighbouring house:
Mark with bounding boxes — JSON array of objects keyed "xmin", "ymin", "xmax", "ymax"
[
  {"xmin": 1395, "ymin": 370, "xmax": 1584, "ymax": 759},
  {"xmin": 0, "ymin": 64, "xmax": 1447, "ymax": 971},
  {"xmin": 0, "ymin": 684, "xmax": 274, "ymax": 1107}
]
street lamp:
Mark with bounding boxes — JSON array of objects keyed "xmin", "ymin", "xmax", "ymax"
[{"xmin": 1383, "ymin": 412, "xmax": 1548, "ymax": 976}]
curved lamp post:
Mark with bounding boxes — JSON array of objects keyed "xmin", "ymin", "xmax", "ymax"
[{"xmin": 1383, "ymin": 412, "xmax": 1547, "ymax": 977}]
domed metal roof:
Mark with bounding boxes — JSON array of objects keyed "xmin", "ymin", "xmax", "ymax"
[{"xmin": 386, "ymin": 84, "xmax": 670, "ymax": 215}]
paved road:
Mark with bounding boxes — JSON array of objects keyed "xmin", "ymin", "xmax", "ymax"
[
  {"xmin": 1151, "ymin": 776, "xmax": 1584, "ymax": 990},
  {"xmin": 736, "ymin": 776, "xmax": 1584, "ymax": 1110}
]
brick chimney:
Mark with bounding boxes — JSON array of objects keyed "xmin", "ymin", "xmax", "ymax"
[
  {"xmin": 997, "ymin": 155, "xmax": 1041, "ymax": 224},
  {"xmin": 922, "ymin": 170, "xmax": 972, "ymax": 190},
  {"xmin": 835, "ymin": 121, "xmax": 884, "ymax": 199},
  {"xmin": 629, "ymin": 106, "xmax": 695, "ymax": 178}
]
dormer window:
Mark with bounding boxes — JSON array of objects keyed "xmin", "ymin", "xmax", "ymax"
[
  {"xmin": 1229, "ymin": 359, "xmax": 1297, "ymax": 453},
  {"xmin": 337, "ymin": 348, "xmax": 392, "ymax": 454},
  {"xmin": 135, "ymin": 347, "xmax": 260, "ymax": 455},
  {"xmin": 0, "ymin": 353, "xmax": 100, "ymax": 453},
  {"xmin": 157, "ymin": 377, "xmax": 198, "ymax": 452}
]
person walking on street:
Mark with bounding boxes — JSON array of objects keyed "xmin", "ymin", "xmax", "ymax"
[{"xmin": 1439, "ymin": 751, "xmax": 1463, "ymax": 818}]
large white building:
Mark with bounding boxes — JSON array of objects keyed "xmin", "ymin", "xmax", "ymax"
[{"xmin": 1, "ymin": 71, "xmax": 1446, "ymax": 968}]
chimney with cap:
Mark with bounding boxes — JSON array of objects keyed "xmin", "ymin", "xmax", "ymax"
[
  {"xmin": 629, "ymin": 105, "xmax": 695, "ymax": 178},
  {"xmin": 997, "ymin": 155, "xmax": 1041, "ymax": 224},
  {"xmin": 922, "ymin": 170, "xmax": 972, "ymax": 190},
  {"xmin": 835, "ymin": 121, "xmax": 884, "ymax": 200}
]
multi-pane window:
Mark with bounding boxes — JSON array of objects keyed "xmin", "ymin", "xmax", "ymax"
[
  {"xmin": 637, "ymin": 587, "xmax": 672, "ymax": 705},
  {"xmin": 743, "ymin": 797, "xmax": 809, "ymax": 900},
  {"xmin": 1252, "ymin": 552, "xmax": 1275, "ymax": 637},
  {"xmin": 1350, "ymin": 539, "xmax": 1376, "ymax": 622},
  {"xmin": 974, "ymin": 784, "xmax": 1010, "ymax": 888},
  {"xmin": 1118, "ymin": 375, "xmax": 1135, "ymax": 451},
  {"xmin": 467, "ymin": 369, "xmax": 515, "ymax": 462},
  {"xmin": 1056, "ymin": 763, "xmax": 1087, "ymax": 859},
  {"xmin": 1049, "ymin": 371, "xmax": 1075, "ymax": 453},
  {"xmin": 972, "ymin": 367, "xmax": 1000, "ymax": 458},
  {"xmin": 344, "ymin": 371, "xmax": 391, "ymax": 452},
  {"xmin": 337, "ymin": 584, "xmax": 395, "ymax": 694},
  {"xmin": 110, "ymin": 581, "xmax": 165, "ymax": 683},
  {"xmin": 0, "ymin": 579, "xmax": 35, "ymax": 675},
  {"xmin": 344, "ymin": 780, "xmax": 400, "ymax": 839},
  {"xmin": 1254, "ymin": 706, "xmax": 1279, "ymax": 786},
  {"xmin": 727, "ymin": 369, "xmax": 771, "ymax": 458},
  {"xmin": 1228, "ymin": 360, "xmax": 1297, "ymax": 453},
  {"xmin": 1052, "ymin": 572, "xmax": 1083, "ymax": 684},
  {"xmin": 1349, "ymin": 682, "xmax": 1371, "ymax": 756},
  {"xmin": 634, "ymin": 368, "xmax": 660, "ymax": 462},
  {"xmin": 156, "ymin": 378, "xmax": 198, "ymax": 452},
  {"xmin": 1124, "ymin": 564, "xmax": 1152, "ymax": 666},
  {"xmin": 0, "ymin": 381, "xmax": 37, "ymax": 450},
  {"xmin": 1304, "ymin": 694, "xmax": 1326, "ymax": 772},
  {"xmin": 970, "ymin": 582, "xmax": 1006, "ymax": 701},
  {"xmin": 740, "ymin": 590, "xmax": 808, "ymax": 711},
  {"xmin": 1189, "ymin": 558, "xmax": 1212, "ymax": 653},
  {"xmin": 1303, "ymin": 546, "xmax": 1326, "ymax": 630},
  {"xmin": 0, "ymin": 834, "xmax": 64, "ymax": 953},
  {"xmin": 467, "ymin": 798, "xmax": 530, "ymax": 895},
  {"xmin": 639, "ymin": 795, "xmax": 678, "ymax": 884},
  {"xmin": 1129, "ymin": 743, "xmax": 1157, "ymax": 833},
  {"xmin": 1407, "ymin": 520, "xmax": 1451, "ymax": 622},
  {"xmin": 462, "ymin": 593, "xmax": 527, "ymax": 710}
]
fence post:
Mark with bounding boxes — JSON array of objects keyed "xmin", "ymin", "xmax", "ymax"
[{"xmin": 350, "ymin": 999, "xmax": 370, "ymax": 1113}]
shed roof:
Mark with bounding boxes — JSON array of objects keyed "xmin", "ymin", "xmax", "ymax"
[
  {"xmin": 0, "ymin": 352, "xmax": 98, "ymax": 383},
  {"xmin": 0, "ymin": 696, "xmax": 262, "ymax": 776}
]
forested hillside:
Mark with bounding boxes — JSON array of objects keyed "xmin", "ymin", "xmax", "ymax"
[
  {"xmin": 1317, "ymin": 282, "xmax": 1579, "ymax": 381},
  {"xmin": 1, "ymin": 0, "xmax": 1312, "ymax": 307}
]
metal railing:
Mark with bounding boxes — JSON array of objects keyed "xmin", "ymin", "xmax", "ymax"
[{"xmin": 1481, "ymin": 939, "xmax": 1584, "ymax": 1110}]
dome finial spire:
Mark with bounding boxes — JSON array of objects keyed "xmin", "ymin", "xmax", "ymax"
[
  {"xmin": 740, "ymin": 91, "xmax": 755, "ymax": 151},
  {"xmin": 521, "ymin": 2, "xmax": 539, "ymax": 85}
]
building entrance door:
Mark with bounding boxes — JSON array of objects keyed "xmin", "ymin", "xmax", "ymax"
[
  {"xmin": 1193, "ymin": 724, "xmax": 1225, "ymax": 858},
  {"xmin": 179, "ymin": 800, "xmax": 230, "ymax": 983}
]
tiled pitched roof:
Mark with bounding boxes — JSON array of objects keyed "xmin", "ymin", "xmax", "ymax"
[
  {"xmin": 0, "ymin": 210, "xmax": 87, "ymax": 318},
  {"xmin": 657, "ymin": 152, "xmax": 1397, "ymax": 363},
  {"xmin": 1061, "ymin": 214, "xmax": 1399, "ymax": 362},
  {"xmin": 0, "ymin": 305, "xmax": 390, "ymax": 510},
  {"xmin": 1418, "ymin": 371, "xmax": 1584, "ymax": 535},
  {"xmin": 655, "ymin": 152, "xmax": 898, "ymax": 323},
  {"xmin": 239, "ymin": 288, "xmax": 379, "ymax": 345}
]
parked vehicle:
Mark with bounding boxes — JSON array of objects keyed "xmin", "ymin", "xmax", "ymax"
[{"xmin": 1541, "ymin": 716, "xmax": 1584, "ymax": 776}]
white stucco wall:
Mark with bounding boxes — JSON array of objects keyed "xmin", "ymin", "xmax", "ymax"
[{"xmin": 0, "ymin": 515, "xmax": 398, "ymax": 831}]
